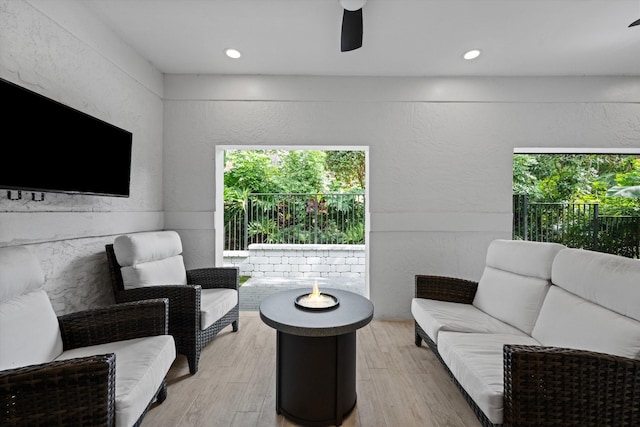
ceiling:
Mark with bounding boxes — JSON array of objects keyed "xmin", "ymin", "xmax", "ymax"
[{"xmin": 82, "ymin": 0, "xmax": 640, "ymax": 77}]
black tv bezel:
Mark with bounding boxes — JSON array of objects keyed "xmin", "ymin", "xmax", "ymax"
[{"xmin": 0, "ymin": 78, "xmax": 133, "ymax": 198}]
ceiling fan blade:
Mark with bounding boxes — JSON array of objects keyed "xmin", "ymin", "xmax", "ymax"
[
  {"xmin": 630, "ymin": 17, "xmax": 640, "ymax": 27},
  {"xmin": 341, "ymin": 8, "xmax": 363, "ymax": 52}
]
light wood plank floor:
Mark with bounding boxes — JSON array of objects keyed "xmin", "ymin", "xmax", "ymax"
[{"xmin": 142, "ymin": 312, "xmax": 481, "ymax": 427}]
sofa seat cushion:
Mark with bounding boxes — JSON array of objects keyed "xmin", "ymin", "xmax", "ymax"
[
  {"xmin": 201, "ymin": 288, "xmax": 238, "ymax": 330},
  {"xmin": 437, "ymin": 332, "xmax": 541, "ymax": 425},
  {"xmin": 411, "ymin": 298, "xmax": 527, "ymax": 343},
  {"xmin": 531, "ymin": 286, "xmax": 640, "ymax": 359},
  {"xmin": 472, "ymin": 240, "xmax": 565, "ymax": 335},
  {"xmin": 56, "ymin": 335, "xmax": 176, "ymax": 427}
]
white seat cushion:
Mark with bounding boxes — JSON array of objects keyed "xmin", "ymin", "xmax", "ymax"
[
  {"xmin": 120, "ymin": 255, "xmax": 187, "ymax": 290},
  {"xmin": 437, "ymin": 332, "xmax": 541, "ymax": 425},
  {"xmin": 201, "ymin": 288, "xmax": 238, "ymax": 330},
  {"xmin": 0, "ymin": 289, "xmax": 63, "ymax": 370},
  {"xmin": 411, "ymin": 298, "xmax": 526, "ymax": 344},
  {"xmin": 56, "ymin": 335, "xmax": 176, "ymax": 427},
  {"xmin": 552, "ymin": 248, "xmax": 640, "ymax": 321},
  {"xmin": 531, "ymin": 286, "xmax": 640, "ymax": 359},
  {"xmin": 472, "ymin": 240, "xmax": 565, "ymax": 334}
]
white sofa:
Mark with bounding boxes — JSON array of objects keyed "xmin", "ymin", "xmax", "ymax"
[
  {"xmin": 412, "ymin": 239, "xmax": 640, "ymax": 427},
  {"xmin": 0, "ymin": 246, "xmax": 176, "ymax": 427}
]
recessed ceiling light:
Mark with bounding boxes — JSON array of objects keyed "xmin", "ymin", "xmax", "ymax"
[
  {"xmin": 225, "ymin": 48, "xmax": 241, "ymax": 59},
  {"xmin": 463, "ymin": 49, "xmax": 481, "ymax": 60}
]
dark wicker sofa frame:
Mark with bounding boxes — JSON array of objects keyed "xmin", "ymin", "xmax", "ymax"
[
  {"xmin": 106, "ymin": 244, "xmax": 239, "ymax": 375},
  {"xmin": 0, "ymin": 299, "xmax": 170, "ymax": 427},
  {"xmin": 414, "ymin": 275, "xmax": 640, "ymax": 427}
]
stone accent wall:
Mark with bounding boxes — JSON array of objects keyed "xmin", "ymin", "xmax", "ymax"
[{"xmin": 224, "ymin": 244, "xmax": 365, "ymax": 279}]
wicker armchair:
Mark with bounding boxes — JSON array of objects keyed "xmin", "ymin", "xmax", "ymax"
[
  {"xmin": 105, "ymin": 231, "xmax": 239, "ymax": 375},
  {"xmin": 0, "ymin": 247, "xmax": 175, "ymax": 427},
  {"xmin": 414, "ymin": 274, "xmax": 640, "ymax": 427}
]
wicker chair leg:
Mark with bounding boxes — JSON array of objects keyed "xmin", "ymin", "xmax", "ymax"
[
  {"xmin": 415, "ymin": 327, "xmax": 422, "ymax": 347},
  {"xmin": 156, "ymin": 381, "xmax": 168, "ymax": 404},
  {"xmin": 187, "ymin": 351, "xmax": 200, "ymax": 375},
  {"xmin": 416, "ymin": 331, "xmax": 422, "ymax": 347}
]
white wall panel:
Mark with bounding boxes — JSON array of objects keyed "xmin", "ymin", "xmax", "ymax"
[{"xmin": 163, "ymin": 75, "xmax": 640, "ymax": 319}]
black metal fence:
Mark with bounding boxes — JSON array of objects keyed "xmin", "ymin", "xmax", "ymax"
[
  {"xmin": 513, "ymin": 195, "xmax": 640, "ymax": 258},
  {"xmin": 224, "ymin": 193, "xmax": 366, "ymax": 251}
]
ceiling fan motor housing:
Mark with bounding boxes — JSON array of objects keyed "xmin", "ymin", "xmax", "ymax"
[{"xmin": 339, "ymin": 0, "xmax": 367, "ymax": 11}]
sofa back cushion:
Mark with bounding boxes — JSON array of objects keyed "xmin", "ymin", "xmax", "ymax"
[
  {"xmin": 113, "ymin": 231, "xmax": 187, "ymax": 290},
  {"xmin": 551, "ymin": 248, "xmax": 640, "ymax": 321},
  {"xmin": 0, "ymin": 247, "xmax": 63, "ymax": 370},
  {"xmin": 531, "ymin": 247, "xmax": 640, "ymax": 359},
  {"xmin": 472, "ymin": 239, "xmax": 565, "ymax": 334},
  {"xmin": 531, "ymin": 286, "xmax": 640, "ymax": 359}
]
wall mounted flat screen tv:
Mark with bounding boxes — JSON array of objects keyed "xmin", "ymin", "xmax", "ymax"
[{"xmin": 0, "ymin": 78, "xmax": 132, "ymax": 197}]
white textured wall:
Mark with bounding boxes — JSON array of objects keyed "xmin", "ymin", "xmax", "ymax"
[
  {"xmin": 0, "ymin": 0, "xmax": 164, "ymax": 313},
  {"xmin": 163, "ymin": 75, "xmax": 640, "ymax": 319}
]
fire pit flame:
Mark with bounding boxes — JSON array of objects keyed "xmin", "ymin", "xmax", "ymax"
[
  {"xmin": 295, "ymin": 281, "xmax": 339, "ymax": 310},
  {"xmin": 309, "ymin": 282, "xmax": 321, "ymax": 299}
]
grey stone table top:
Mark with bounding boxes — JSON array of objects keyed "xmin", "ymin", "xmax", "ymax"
[{"xmin": 259, "ymin": 288, "xmax": 374, "ymax": 337}]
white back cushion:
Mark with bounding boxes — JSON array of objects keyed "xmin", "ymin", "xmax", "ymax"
[
  {"xmin": 0, "ymin": 246, "xmax": 45, "ymax": 302},
  {"xmin": 120, "ymin": 255, "xmax": 187, "ymax": 290},
  {"xmin": 484, "ymin": 239, "xmax": 566, "ymax": 280},
  {"xmin": 0, "ymin": 247, "xmax": 63, "ymax": 370},
  {"xmin": 113, "ymin": 231, "xmax": 183, "ymax": 267},
  {"xmin": 114, "ymin": 231, "xmax": 187, "ymax": 290},
  {"xmin": 552, "ymin": 248, "xmax": 640, "ymax": 321},
  {"xmin": 531, "ymin": 286, "xmax": 640, "ymax": 359},
  {"xmin": 472, "ymin": 240, "xmax": 565, "ymax": 334}
]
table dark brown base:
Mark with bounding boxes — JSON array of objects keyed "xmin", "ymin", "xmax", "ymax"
[
  {"xmin": 260, "ymin": 288, "xmax": 374, "ymax": 427},
  {"xmin": 277, "ymin": 332, "xmax": 356, "ymax": 426}
]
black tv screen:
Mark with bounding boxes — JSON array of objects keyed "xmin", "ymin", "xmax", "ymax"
[{"xmin": 0, "ymin": 78, "xmax": 132, "ymax": 197}]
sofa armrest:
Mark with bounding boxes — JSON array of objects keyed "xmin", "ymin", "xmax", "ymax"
[
  {"xmin": 415, "ymin": 275, "xmax": 478, "ymax": 304},
  {"xmin": 503, "ymin": 344, "xmax": 640, "ymax": 426},
  {"xmin": 0, "ymin": 354, "xmax": 116, "ymax": 426},
  {"xmin": 58, "ymin": 299, "xmax": 169, "ymax": 350},
  {"xmin": 187, "ymin": 267, "xmax": 239, "ymax": 291}
]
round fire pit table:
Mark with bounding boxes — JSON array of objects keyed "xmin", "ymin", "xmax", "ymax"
[{"xmin": 259, "ymin": 288, "xmax": 374, "ymax": 427}]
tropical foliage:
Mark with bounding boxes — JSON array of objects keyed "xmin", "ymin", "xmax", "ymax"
[
  {"xmin": 513, "ymin": 154, "xmax": 640, "ymax": 258},
  {"xmin": 223, "ymin": 150, "xmax": 366, "ymax": 249},
  {"xmin": 513, "ymin": 154, "xmax": 640, "ymax": 215}
]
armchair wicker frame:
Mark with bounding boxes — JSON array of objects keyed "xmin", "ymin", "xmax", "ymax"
[
  {"xmin": 0, "ymin": 299, "xmax": 170, "ymax": 427},
  {"xmin": 105, "ymin": 244, "xmax": 239, "ymax": 375},
  {"xmin": 414, "ymin": 275, "xmax": 640, "ymax": 427}
]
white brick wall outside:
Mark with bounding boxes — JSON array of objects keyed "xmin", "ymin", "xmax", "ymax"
[{"xmin": 224, "ymin": 244, "xmax": 365, "ymax": 279}]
